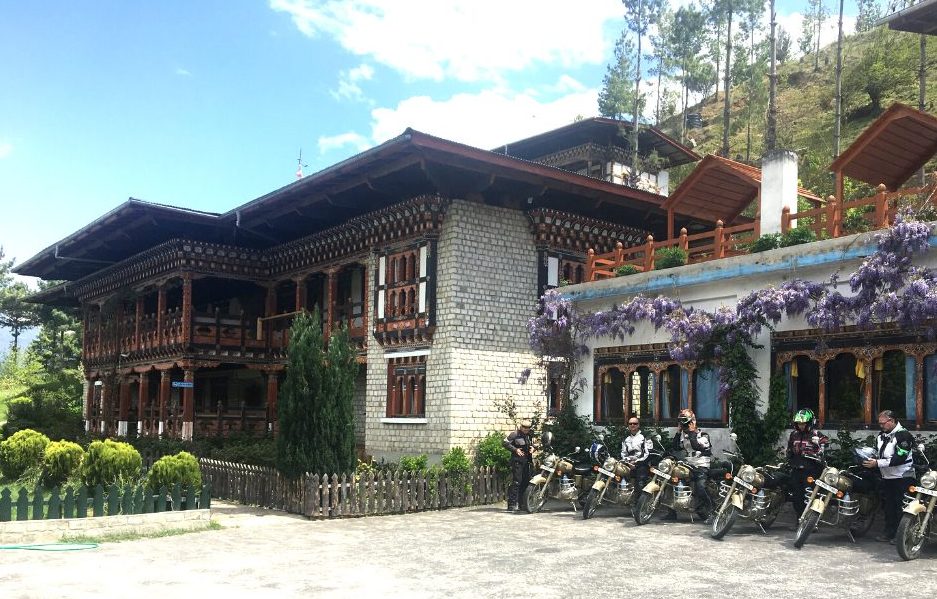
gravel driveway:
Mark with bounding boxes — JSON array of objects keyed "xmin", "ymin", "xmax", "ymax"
[{"xmin": 3, "ymin": 500, "xmax": 937, "ymax": 598}]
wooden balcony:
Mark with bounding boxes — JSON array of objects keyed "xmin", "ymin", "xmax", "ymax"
[{"xmin": 586, "ymin": 181, "xmax": 936, "ymax": 282}]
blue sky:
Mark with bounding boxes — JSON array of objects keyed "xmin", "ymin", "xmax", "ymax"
[{"xmin": 0, "ymin": 0, "xmax": 858, "ymax": 285}]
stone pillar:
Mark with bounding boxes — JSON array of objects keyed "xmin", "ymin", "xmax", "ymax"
[
  {"xmin": 137, "ymin": 371, "xmax": 149, "ymax": 436},
  {"xmin": 182, "ymin": 368, "xmax": 195, "ymax": 440},
  {"xmin": 117, "ymin": 376, "xmax": 131, "ymax": 436},
  {"xmin": 760, "ymin": 150, "xmax": 799, "ymax": 235},
  {"xmin": 158, "ymin": 370, "xmax": 170, "ymax": 437}
]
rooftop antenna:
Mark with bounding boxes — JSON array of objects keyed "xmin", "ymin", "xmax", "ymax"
[{"xmin": 296, "ymin": 148, "xmax": 308, "ymax": 180}]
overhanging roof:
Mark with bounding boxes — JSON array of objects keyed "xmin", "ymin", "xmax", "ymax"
[
  {"xmin": 494, "ymin": 117, "xmax": 701, "ymax": 169},
  {"xmin": 829, "ymin": 103, "xmax": 937, "ymax": 190},
  {"xmin": 19, "ymin": 128, "xmax": 688, "ymax": 282},
  {"xmin": 663, "ymin": 155, "xmax": 822, "ymax": 224},
  {"xmin": 877, "ymin": 0, "xmax": 937, "ymax": 35},
  {"xmin": 13, "ymin": 200, "xmax": 228, "ymax": 280}
]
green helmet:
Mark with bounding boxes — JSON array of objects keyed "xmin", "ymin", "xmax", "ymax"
[{"xmin": 793, "ymin": 409, "xmax": 815, "ymax": 425}]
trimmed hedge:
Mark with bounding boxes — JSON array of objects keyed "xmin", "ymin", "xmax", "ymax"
[
  {"xmin": 145, "ymin": 451, "xmax": 202, "ymax": 493},
  {"xmin": 0, "ymin": 429, "xmax": 51, "ymax": 481},
  {"xmin": 41, "ymin": 440, "xmax": 84, "ymax": 487},
  {"xmin": 81, "ymin": 439, "xmax": 142, "ymax": 488}
]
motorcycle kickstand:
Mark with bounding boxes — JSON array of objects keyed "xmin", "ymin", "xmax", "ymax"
[
  {"xmin": 757, "ymin": 522, "xmax": 768, "ymax": 535},
  {"xmin": 846, "ymin": 528, "xmax": 856, "ymax": 544}
]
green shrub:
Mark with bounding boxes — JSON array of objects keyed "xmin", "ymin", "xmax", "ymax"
[
  {"xmin": 398, "ymin": 454, "xmax": 428, "ymax": 471},
  {"xmin": 542, "ymin": 402, "xmax": 596, "ymax": 457},
  {"xmin": 81, "ymin": 439, "xmax": 142, "ymax": 488},
  {"xmin": 780, "ymin": 226, "xmax": 816, "ymax": 247},
  {"xmin": 475, "ymin": 431, "xmax": 511, "ymax": 473},
  {"xmin": 748, "ymin": 233, "xmax": 782, "ymax": 253},
  {"xmin": 654, "ymin": 247, "xmax": 688, "ymax": 270},
  {"xmin": 0, "ymin": 428, "xmax": 51, "ymax": 481},
  {"xmin": 441, "ymin": 446, "xmax": 471, "ymax": 474},
  {"xmin": 614, "ymin": 264, "xmax": 641, "ymax": 277},
  {"xmin": 145, "ymin": 451, "xmax": 202, "ymax": 493},
  {"xmin": 41, "ymin": 440, "xmax": 84, "ymax": 487},
  {"xmin": 842, "ymin": 208, "xmax": 873, "ymax": 235}
]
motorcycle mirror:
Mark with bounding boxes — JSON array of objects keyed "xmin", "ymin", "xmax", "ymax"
[
  {"xmin": 540, "ymin": 431, "xmax": 553, "ymax": 448},
  {"xmin": 919, "ymin": 443, "xmax": 926, "ymax": 453},
  {"xmin": 573, "ymin": 446, "xmax": 581, "ymax": 453},
  {"xmin": 654, "ymin": 434, "xmax": 661, "ymax": 442},
  {"xmin": 729, "ymin": 432, "xmax": 737, "ymax": 441}
]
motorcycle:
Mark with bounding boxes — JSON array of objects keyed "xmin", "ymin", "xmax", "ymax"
[
  {"xmin": 633, "ymin": 436, "xmax": 724, "ymax": 525},
  {"xmin": 895, "ymin": 444, "xmax": 936, "ymax": 561},
  {"xmin": 792, "ymin": 448, "xmax": 879, "ymax": 549},
  {"xmin": 710, "ymin": 433, "xmax": 789, "ymax": 539},
  {"xmin": 581, "ymin": 442, "xmax": 636, "ymax": 520},
  {"xmin": 522, "ymin": 433, "xmax": 595, "ymax": 513}
]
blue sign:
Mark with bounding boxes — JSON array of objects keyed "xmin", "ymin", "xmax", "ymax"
[{"xmin": 171, "ymin": 381, "xmax": 194, "ymax": 389}]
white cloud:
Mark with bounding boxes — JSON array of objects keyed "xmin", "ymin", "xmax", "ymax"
[
  {"xmin": 175, "ymin": 67, "xmax": 192, "ymax": 77},
  {"xmin": 775, "ymin": 11, "xmax": 857, "ymax": 60},
  {"xmin": 331, "ymin": 63, "xmax": 375, "ymax": 102},
  {"xmin": 364, "ymin": 83, "xmax": 599, "ymax": 150},
  {"xmin": 0, "ymin": 142, "xmax": 12, "ymax": 159},
  {"xmin": 317, "ymin": 131, "xmax": 372, "ymax": 154},
  {"xmin": 270, "ymin": 0, "xmax": 622, "ymax": 82}
]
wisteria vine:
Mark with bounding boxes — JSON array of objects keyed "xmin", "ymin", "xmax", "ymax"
[{"xmin": 529, "ymin": 215, "xmax": 937, "ymax": 366}]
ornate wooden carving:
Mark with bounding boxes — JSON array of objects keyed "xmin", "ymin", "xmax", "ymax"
[{"xmin": 527, "ymin": 208, "xmax": 648, "ymax": 255}]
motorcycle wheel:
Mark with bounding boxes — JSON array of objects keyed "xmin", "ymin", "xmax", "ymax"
[
  {"xmin": 634, "ymin": 491, "xmax": 658, "ymax": 525},
  {"xmin": 710, "ymin": 504, "xmax": 739, "ymax": 540},
  {"xmin": 522, "ymin": 483, "xmax": 547, "ymax": 514},
  {"xmin": 793, "ymin": 510, "xmax": 820, "ymax": 549},
  {"xmin": 896, "ymin": 513, "xmax": 927, "ymax": 561},
  {"xmin": 847, "ymin": 507, "xmax": 876, "ymax": 538},
  {"xmin": 582, "ymin": 489, "xmax": 599, "ymax": 520}
]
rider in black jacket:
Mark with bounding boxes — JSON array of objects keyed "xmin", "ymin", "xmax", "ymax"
[
  {"xmin": 663, "ymin": 409, "xmax": 714, "ymax": 521},
  {"xmin": 503, "ymin": 420, "xmax": 533, "ymax": 512},
  {"xmin": 787, "ymin": 408, "xmax": 828, "ymax": 515}
]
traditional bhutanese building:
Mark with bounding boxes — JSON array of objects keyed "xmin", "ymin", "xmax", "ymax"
[
  {"xmin": 17, "ymin": 118, "xmax": 712, "ymax": 459},
  {"xmin": 566, "ymin": 104, "xmax": 937, "ymax": 448}
]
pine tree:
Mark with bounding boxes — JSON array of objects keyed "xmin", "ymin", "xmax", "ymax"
[
  {"xmin": 276, "ymin": 310, "xmax": 327, "ymax": 478},
  {"xmin": 324, "ymin": 324, "xmax": 358, "ymax": 474}
]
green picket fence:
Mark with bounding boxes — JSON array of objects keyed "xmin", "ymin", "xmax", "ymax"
[{"xmin": 0, "ymin": 482, "xmax": 211, "ymax": 522}]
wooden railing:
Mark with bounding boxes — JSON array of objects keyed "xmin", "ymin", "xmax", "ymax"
[
  {"xmin": 587, "ymin": 180, "xmax": 937, "ymax": 283},
  {"xmin": 587, "ymin": 220, "xmax": 759, "ymax": 281},
  {"xmin": 783, "ymin": 182, "xmax": 936, "ymax": 238}
]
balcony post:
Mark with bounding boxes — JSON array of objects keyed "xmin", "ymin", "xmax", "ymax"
[
  {"xmin": 680, "ymin": 228, "xmax": 688, "ymax": 252},
  {"xmin": 875, "ymin": 183, "xmax": 889, "ymax": 227},
  {"xmin": 134, "ymin": 297, "xmax": 143, "ymax": 351},
  {"xmin": 158, "ymin": 370, "xmax": 170, "ymax": 437},
  {"xmin": 182, "ymin": 273, "xmax": 193, "ymax": 348},
  {"xmin": 117, "ymin": 375, "xmax": 131, "ymax": 436},
  {"xmin": 644, "ymin": 235, "xmax": 655, "ymax": 271},
  {"xmin": 586, "ymin": 248, "xmax": 596, "ymax": 282},
  {"xmin": 156, "ymin": 285, "xmax": 166, "ymax": 346},
  {"xmin": 266, "ymin": 370, "xmax": 279, "ymax": 433},
  {"xmin": 714, "ymin": 221, "xmax": 724, "ymax": 258},
  {"xmin": 137, "ymin": 371, "xmax": 149, "ymax": 436},
  {"xmin": 614, "ymin": 241, "xmax": 624, "ymax": 270},
  {"xmin": 325, "ymin": 269, "xmax": 338, "ymax": 339},
  {"xmin": 182, "ymin": 367, "xmax": 194, "ymax": 441}
]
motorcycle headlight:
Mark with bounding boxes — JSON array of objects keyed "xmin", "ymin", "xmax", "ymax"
[
  {"xmin": 822, "ymin": 468, "xmax": 840, "ymax": 487},
  {"xmin": 921, "ymin": 471, "xmax": 937, "ymax": 490},
  {"xmin": 543, "ymin": 454, "xmax": 557, "ymax": 468},
  {"xmin": 658, "ymin": 458, "xmax": 674, "ymax": 474},
  {"xmin": 739, "ymin": 465, "xmax": 756, "ymax": 484}
]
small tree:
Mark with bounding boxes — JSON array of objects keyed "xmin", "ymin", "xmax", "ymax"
[
  {"xmin": 276, "ymin": 310, "xmax": 326, "ymax": 478},
  {"xmin": 276, "ymin": 309, "xmax": 358, "ymax": 477}
]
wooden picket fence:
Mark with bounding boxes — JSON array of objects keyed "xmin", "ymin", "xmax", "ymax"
[
  {"xmin": 199, "ymin": 458, "xmax": 507, "ymax": 519},
  {"xmin": 0, "ymin": 482, "xmax": 210, "ymax": 522}
]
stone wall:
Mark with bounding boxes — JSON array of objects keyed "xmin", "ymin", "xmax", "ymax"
[
  {"xmin": 364, "ymin": 200, "xmax": 545, "ymax": 461},
  {"xmin": 0, "ymin": 509, "xmax": 212, "ymax": 545}
]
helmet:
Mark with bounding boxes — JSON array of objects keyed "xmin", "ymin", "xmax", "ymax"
[
  {"xmin": 793, "ymin": 409, "xmax": 816, "ymax": 426},
  {"xmin": 589, "ymin": 442, "xmax": 609, "ymax": 463},
  {"xmin": 677, "ymin": 409, "xmax": 695, "ymax": 427}
]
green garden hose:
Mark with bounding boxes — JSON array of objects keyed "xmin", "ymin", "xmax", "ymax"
[{"xmin": 0, "ymin": 542, "xmax": 98, "ymax": 551}]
